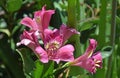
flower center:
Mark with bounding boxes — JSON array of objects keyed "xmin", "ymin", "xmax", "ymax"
[
  {"xmin": 45, "ymin": 41, "xmax": 60, "ymax": 52},
  {"xmin": 35, "ymin": 17, "xmax": 41, "ymax": 25}
]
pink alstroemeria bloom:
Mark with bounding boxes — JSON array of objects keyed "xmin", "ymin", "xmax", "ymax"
[
  {"xmin": 17, "ymin": 30, "xmax": 48, "ymax": 63},
  {"xmin": 35, "ymin": 24, "xmax": 80, "ymax": 63},
  {"xmin": 70, "ymin": 39, "xmax": 102, "ymax": 73},
  {"xmin": 17, "ymin": 30, "xmax": 39, "ymax": 49},
  {"xmin": 20, "ymin": 6, "xmax": 55, "ymax": 40}
]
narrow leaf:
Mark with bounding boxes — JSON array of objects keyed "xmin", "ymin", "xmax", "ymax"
[{"xmin": 16, "ymin": 48, "xmax": 35, "ymax": 78}]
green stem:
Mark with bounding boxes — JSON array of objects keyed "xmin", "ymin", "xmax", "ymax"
[
  {"xmin": 53, "ymin": 62, "xmax": 70, "ymax": 73},
  {"xmin": 98, "ymin": 0, "xmax": 107, "ymax": 49},
  {"xmin": 67, "ymin": 0, "xmax": 81, "ymax": 57},
  {"xmin": 67, "ymin": 0, "xmax": 84, "ymax": 75},
  {"xmin": 106, "ymin": 0, "xmax": 117, "ymax": 78},
  {"xmin": 68, "ymin": 0, "xmax": 76, "ymax": 28}
]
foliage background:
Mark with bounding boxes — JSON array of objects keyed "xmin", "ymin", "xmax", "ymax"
[{"xmin": 0, "ymin": 0, "xmax": 119, "ymax": 78}]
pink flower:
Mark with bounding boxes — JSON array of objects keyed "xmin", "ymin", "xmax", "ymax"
[
  {"xmin": 17, "ymin": 30, "xmax": 48, "ymax": 63},
  {"xmin": 17, "ymin": 30, "xmax": 39, "ymax": 50},
  {"xmin": 17, "ymin": 5, "xmax": 80, "ymax": 64},
  {"xmin": 70, "ymin": 39, "xmax": 102, "ymax": 73},
  {"xmin": 60, "ymin": 24, "xmax": 80, "ymax": 43},
  {"xmin": 20, "ymin": 6, "xmax": 55, "ymax": 40},
  {"xmin": 35, "ymin": 24, "xmax": 79, "ymax": 63},
  {"xmin": 17, "ymin": 24, "xmax": 79, "ymax": 64},
  {"xmin": 43, "ymin": 24, "xmax": 80, "ymax": 44}
]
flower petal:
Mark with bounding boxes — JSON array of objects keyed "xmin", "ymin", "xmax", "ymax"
[
  {"xmin": 20, "ymin": 17, "xmax": 38, "ymax": 30},
  {"xmin": 69, "ymin": 39, "xmax": 102, "ymax": 73},
  {"xmin": 55, "ymin": 44, "xmax": 75, "ymax": 63},
  {"xmin": 42, "ymin": 11, "xmax": 55, "ymax": 30},
  {"xmin": 35, "ymin": 46, "xmax": 48, "ymax": 63},
  {"xmin": 71, "ymin": 54, "xmax": 96, "ymax": 73},
  {"xmin": 43, "ymin": 29, "xmax": 53, "ymax": 42},
  {"xmin": 17, "ymin": 30, "xmax": 39, "ymax": 50},
  {"xmin": 34, "ymin": 6, "xmax": 55, "ymax": 31},
  {"xmin": 79, "ymin": 58, "xmax": 96, "ymax": 73},
  {"xmin": 84, "ymin": 39, "xmax": 97, "ymax": 58},
  {"xmin": 60, "ymin": 24, "xmax": 80, "ymax": 43},
  {"xmin": 92, "ymin": 52, "xmax": 102, "ymax": 68},
  {"xmin": 17, "ymin": 39, "xmax": 32, "ymax": 46}
]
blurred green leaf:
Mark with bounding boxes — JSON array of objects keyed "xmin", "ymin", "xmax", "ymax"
[
  {"xmin": 94, "ymin": 66, "xmax": 106, "ymax": 78},
  {"xmin": 71, "ymin": 74, "xmax": 89, "ymax": 78},
  {"xmin": 78, "ymin": 17, "xmax": 99, "ymax": 32},
  {"xmin": 118, "ymin": 0, "xmax": 120, "ymax": 4},
  {"xmin": 0, "ymin": 0, "xmax": 6, "ymax": 7},
  {"xmin": 94, "ymin": 0, "xmax": 100, "ymax": 9},
  {"xmin": 33, "ymin": 60, "xmax": 44, "ymax": 78},
  {"xmin": 0, "ymin": 29, "xmax": 10, "ymax": 37},
  {"xmin": 17, "ymin": 48, "xmax": 54, "ymax": 78},
  {"xmin": 32, "ymin": 60, "xmax": 54, "ymax": 78},
  {"xmin": 35, "ymin": 0, "xmax": 54, "ymax": 10},
  {"xmin": 101, "ymin": 51, "xmax": 112, "ymax": 59},
  {"xmin": 116, "ymin": 16, "xmax": 120, "ymax": 24},
  {"xmin": 12, "ymin": 25, "xmax": 21, "ymax": 35},
  {"xmin": 69, "ymin": 66, "xmax": 84, "ymax": 76},
  {"xmin": 16, "ymin": 48, "xmax": 35, "ymax": 78},
  {"xmin": 80, "ymin": 0, "xmax": 86, "ymax": 20},
  {"xmin": 79, "ymin": 23, "xmax": 93, "ymax": 32},
  {"xmin": 101, "ymin": 46, "xmax": 112, "ymax": 59},
  {"xmin": 0, "ymin": 35, "xmax": 25, "ymax": 78},
  {"xmin": 112, "ymin": 52, "xmax": 118, "ymax": 78},
  {"xmin": 117, "ymin": 39, "xmax": 120, "ymax": 78},
  {"xmin": 117, "ymin": 56, "xmax": 120, "ymax": 78},
  {"xmin": 42, "ymin": 61, "xmax": 54, "ymax": 78},
  {"xmin": 50, "ymin": 9, "xmax": 62, "ymax": 28},
  {"xmin": 6, "ymin": 0, "xmax": 22, "ymax": 12}
]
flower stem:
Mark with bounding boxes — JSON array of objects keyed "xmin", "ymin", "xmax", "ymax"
[
  {"xmin": 98, "ymin": 0, "xmax": 107, "ymax": 49},
  {"xmin": 106, "ymin": 0, "xmax": 117, "ymax": 78},
  {"xmin": 67, "ymin": 0, "xmax": 81, "ymax": 57},
  {"xmin": 67, "ymin": 0, "xmax": 84, "ymax": 75},
  {"xmin": 53, "ymin": 62, "xmax": 70, "ymax": 73}
]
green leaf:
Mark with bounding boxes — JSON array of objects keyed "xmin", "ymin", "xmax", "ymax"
[
  {"xmin": 50, "ymin": 9, "xmax": 62, "ymax": 28},
  {"xmin": 78, "ymin": 18, "xmax": 99, "ymax": 32},
  {"xmin": 12, "ymin": 25, "xmax": 21, "ymax": 35},
  {"xmin": 42, "ymin": 61, "xmax": 54, "ymax": 78},
  {"xmin": 69, "ymin": 66, "xmax": 84, "ymax": 76},
  {"xmin": 33, "ymin": 60, "xmax": 44, "ymax": 78},
  {"xmin": 16, "ymin": 48, "xmax": 35, "ymax": 78},
  {"xmin": 0, "ymin": 0, "xmax": 6, "ymax": 7},
  {"xmin": 32, "ymin": 60, "xmax": 54, "ymax": 78},
  {"xmin": 117, "ymin": 56, "xmax": 120, "ymax": 78},
  {"xmin": 118, "ymin": 0, "xmax": 120, "ymax": 4},
  {"xmin": 0, "ymin": 29, "xmax": 10, "ymax": 37},
  {"xmin": 0, "ymin": 35, "xmax": 25, "ymax": 78},
  {"xmin": 6, "ymin": 0, "xmax": 22, "ymax": 12},
  {"xmin": 116, "ymin": 16, "xmax": 120, "ymax": 24},
  {"xmin": 101, "ymin": 51, "xmax": 112, "ymax": 59},
  {"xmin": 71, "ymin": 74, "xmax": 89, "ymax": 78},
  {"xmin": 79, "ymin": 23, "xmax": 93, "ymax": 32},
  {"xmin": 101, "ymin": 46, "xmax": 112, "ymax": 59}
]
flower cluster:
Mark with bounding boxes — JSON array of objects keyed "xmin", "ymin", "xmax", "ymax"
[{"xmin": 17, "ymin": 6, "xmax": 102, "ymax": 73}]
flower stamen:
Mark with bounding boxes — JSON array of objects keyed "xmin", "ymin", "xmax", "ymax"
[
  {"xmin": 36, "ymin": 17, "xmax": 41, "ymax": 23},
  {"xmin": 45, "ymin": 41, "xmax": 60, "ymax": 51}
]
